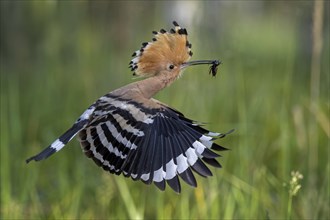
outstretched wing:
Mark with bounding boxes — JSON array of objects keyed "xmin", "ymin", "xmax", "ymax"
[
  {"xmin": 26, "ymin": 106, "xmax": 96, "ymax": 163},
  {"xmin": 78, "ymin": 94, "xmax": 232, "ymax": 193}
]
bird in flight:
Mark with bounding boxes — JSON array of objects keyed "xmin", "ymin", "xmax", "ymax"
[{"xmin": 26, "ymin": 21, "xmax": 232, "ymax": 193}]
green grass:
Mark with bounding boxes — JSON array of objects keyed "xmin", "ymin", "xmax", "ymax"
[{"xmin": 1, "ymin": 1, "xmax": 329, "ymax": 219}]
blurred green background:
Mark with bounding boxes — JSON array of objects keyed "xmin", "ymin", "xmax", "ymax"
[{"xmin": 1, "ymin": 1, "xmax": 329, "ymax": 219}]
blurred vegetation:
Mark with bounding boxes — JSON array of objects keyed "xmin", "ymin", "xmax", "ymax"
[{"xmin": 1, "ymin": 1, "xmax": 329, "ymax": 219}]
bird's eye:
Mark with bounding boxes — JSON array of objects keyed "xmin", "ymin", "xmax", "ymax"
[{"xmin": 168, "ymin": 64, "xmax": 175, "ymax": 70}]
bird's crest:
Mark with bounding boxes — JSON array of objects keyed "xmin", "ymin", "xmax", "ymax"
[{"xmin": 129, "ymin": 21, "xmax": 192, "ymax": 77}]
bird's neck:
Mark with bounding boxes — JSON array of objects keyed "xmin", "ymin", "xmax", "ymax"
[
  {"xmin": 134, "ymin": 74, "xmax": 176, "ymax": 99},
  {"xmin": 112, "ymin": 74, "xmax": 177, "ymax": 100}
]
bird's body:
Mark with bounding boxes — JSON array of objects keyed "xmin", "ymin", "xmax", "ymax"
[{"xmin": 27, "ymin": 21, "xmax": 232, "ymax": 193}]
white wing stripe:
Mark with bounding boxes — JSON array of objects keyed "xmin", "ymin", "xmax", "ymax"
[
  {"xmin": 176, "ymin": 154, "xmax": 189, "ymax": 174},
  {"xmin": 199, "ymin": 135, "xmax": 212, "ymax": 142},
  {"xmin": 50, "ymin": 139, "xmax": 65, "ymax": 152},
  {"xmin": 185, "ymin": 147, "xmax": 198, "ymax": 165},
  {"xmin": 86, "ymin": 128, "xmax": 104, "ymax": 163},
  {"xmin": 141, "ymin": 173, "xmax": 150, "ymax": 181},
  {"xmin": 153, "ymin": 166, "xmax": 165, "ymax": 182},
  {"xmin": 112, "ymin": 113, "xmax": 145, "ymax": 136},
  {"xmin": 200, "ymin": 139, "xmax": 213, "ymax": 149},
  {"xmin": 78, "ymin": 105, "xmax": 96, "ymax": 121},
  {"xmin": 100, "ymin": 96, "xmax": 154, "ymax": 124},
  {"xmin": 193, "ymin": 141, "xmax": 206, "ymax": 156},
  {"xmin": 104, "ymin": 121, "xmax": 138, "ymax": 150},
  {"xmin": 165, "ymin": 159, "xmax": 177, "ymax": 180},
  {"xmin": 96, "ymin": 125, "xmax": 127, "ymax": 159}
]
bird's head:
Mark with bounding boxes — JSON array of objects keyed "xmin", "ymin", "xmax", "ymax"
[{"xmin": 129, "ymin": 21, "xmax": 220, "ymax": 81}]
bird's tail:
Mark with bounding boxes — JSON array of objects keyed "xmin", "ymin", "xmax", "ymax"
[{"xmin": 26, "ymin": 106, "xmax": 95, "ymax": 163}]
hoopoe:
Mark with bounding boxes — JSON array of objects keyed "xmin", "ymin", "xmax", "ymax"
[{"xmin": 26, "ymin": 21, "xmax": 232, "ymax": 193}]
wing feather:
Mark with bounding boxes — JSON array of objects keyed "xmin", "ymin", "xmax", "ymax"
[{"xmin": 75, "ymin": 96, "xmax": 231, "ymax": 193}]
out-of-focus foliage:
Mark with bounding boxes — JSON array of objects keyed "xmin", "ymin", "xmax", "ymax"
[{"xmin": 1, "ymin": 1, "xmax": 329, "ymax": 219}]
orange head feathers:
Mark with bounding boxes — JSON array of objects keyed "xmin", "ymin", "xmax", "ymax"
[
  {"xmin": 129, "ymin": 21, "xmax": 192, "ymax": 77},
  {"xmin": 129, "ymin": 21, "xmax": 221, "ymax": 79}
]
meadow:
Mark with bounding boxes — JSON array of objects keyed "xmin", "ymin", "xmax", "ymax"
[{"xmin": 1, "ymin": 1, "xmax": 329, "ymax": 219}]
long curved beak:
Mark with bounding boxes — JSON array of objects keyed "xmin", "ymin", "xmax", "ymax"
[{"xmin": 181, "ymin": 60, "xmax": 221, "ymax": 69}]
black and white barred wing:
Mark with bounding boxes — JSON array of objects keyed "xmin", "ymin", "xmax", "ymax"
[
  {"xmin": 79, "ymin": 95, "xmax": 231, "ymax": 193},
  {"xmin": 26, "ymin": 106, "xmax": 95, "ymax": 163}
]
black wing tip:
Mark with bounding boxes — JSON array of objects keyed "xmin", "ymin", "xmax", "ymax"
[
  {"xmin": 228, "ymin": 128, "xmax": 235, "ymax": 134},
  {"xmin": 154, "ymin": 180, "xmax": 166, "ymax": 191},
  {"xmin": 202, "ymin": 157, "xmax": 222, "ymax": 168},
  {"xmin": 26, "ymin": 156, "xmax": 36, "ymax": 164},
  {"xmin": 26, "ymin": 154, "xmax": 43, "ymax": 164},
  {"xmin": 26, "ymin": 147, "xmax": 56, "ymax": 164},
  {"xmin": 220, "ymin": 129, "xmax": 235, "ymax": 138},
  {"xmin": 167, "ymin": 176, "xmax": 181, "ymax": 193},
  {"xmin": 179, "ymin": 168, "xmax": 197, "ymax": 188},
  {"xmin": 25, "ymin": 154, "xmax": 46, "ymax": 164},
  {"xmin": 211, "ymin": 129, "xmax": 235, "ymax": 139},
  {"xmin": 191, "ymin": 160, "xmax": 213, "ymax": 177},
  {"xmin": 202, "ymin": 148, "xmax": 220, "ymax": 158},
  {"xmin": 212, "ymin": 145, "xmax": 229, "ymax": 151}
]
